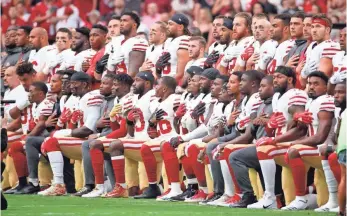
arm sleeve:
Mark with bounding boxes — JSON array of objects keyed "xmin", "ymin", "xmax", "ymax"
[
  {"xmin": 319, "ymin": 96, "xmax": 336, "ymax": 112},
  {"xmin": 288, "ymin": 91, "xmax": 308, "ymax": 107},
  {"xmin": 181, "ymin": 123, "xmax": 209, "ymax": 142},
  {"xmin": 106, "ymin": 118, "xmax": 127, "ymax": 139}
]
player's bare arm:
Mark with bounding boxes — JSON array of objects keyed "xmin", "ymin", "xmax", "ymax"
[{"xmin": 128, "ymin": 51, "xmax": 146, "ymax": 78}]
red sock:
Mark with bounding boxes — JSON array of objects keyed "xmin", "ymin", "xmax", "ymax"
[
  {"xmin": 223, "ymin": 148, "xmax": 241, "ymax": 194},
  {"xmin": 161, "ymin": 142, "xmax": 180, "ymax": 183},
  {"xmin": 187, "ymin": 145, "xmax": 206, "ymax": 186},
  {"xmin": 328, "ymin": 152, "xmax": 341, "ymax": 183},
  {"xmin": 140, "ymin": 145, "xmax": 157, "ymax": 183},
  {"xmin": 288, "ymin": 157, "xmax": 306, "ymax": 196},
  {"xmin": 8, "ymin": 142, "xmax": 28, "ymax": 177},
  {"xmin": 111, "ymin": 155, "xmax": 125, "ymax": 184},
  {"xmin": 181, "ymin": 156, "xmax": 194, "ymax": 176},
  {"xmin": 90, "ymin": 148, "xmax": 104, "ymax": 184}
]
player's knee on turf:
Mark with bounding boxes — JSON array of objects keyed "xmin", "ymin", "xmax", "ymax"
[
  {"xmin": 287, "ymin": 147, "xmax": 300, "ymax": 159},
  {"xmin": 89, "ymin": 140, "xmax": 104, "ymax": 151},
  {"xmin": 109, "ymin": 139, "xmax": 124, "ymax": 155}
]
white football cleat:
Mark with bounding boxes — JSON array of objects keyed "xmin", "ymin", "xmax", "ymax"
[
  {"xmin": 207, "ymin": 194, "xmax": 231, "ymax": 206},
  {"xmin": 314, "ymin": 200, "xmax": 338, "ymax": 212},
  {"xmin": 281, "ymin": 196, "xmax": 308, "ymax": 211},
  {"xmin": 329, "ymin": 206, "xmax": 340, "ymax": 213},
  {"xmin": 247, "ymin": 192, "xmax": 277, "ymax": 209},
  {"xmin": 156, "ymin": 190, "xmax": 182, "ymax": 201},
  {"xmin": 82, "ymin": 187, "xmax": 105, "ymax": 198},
  {"xmin": 38, "ymin": 184, "xmax": 66, "ymax": 196}
]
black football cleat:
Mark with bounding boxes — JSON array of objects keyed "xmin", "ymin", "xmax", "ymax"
[
  {"xmin": 199, "ymin": 193, "xmax": 223, "ymax": 205},
  {"xmin": 170, "ymin": 188, "xmax": 197, "ymax": 201},
  {"xmin": 71, "ymin": 186, "xmax": 92, "ymax": 197},
  {"xmin": 3, "ymin": 185, "xmax": 25, "ymax": 194},
  {"xmin": 15, "ymin": 182, "xmax": 40, "ymax": 194},
  {"xmin": 134, "ymin": 185, "xmax": 161, "ymax": 199},
  {"xmin": 229, "ymin": 194, "xmax": 257, "ymax": 208}
]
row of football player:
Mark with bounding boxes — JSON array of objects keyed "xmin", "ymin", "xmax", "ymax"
[
  {"xmin": 6, "ymin": 11, "xmax": 345, "ymax": 92},
  {"xmin": 2, "ymin": 60, "xmax": 346, "ymax": 214}
]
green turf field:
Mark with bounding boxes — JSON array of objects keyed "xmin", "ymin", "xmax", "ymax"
[{"xmin": 1, "ymin": 195, "xmax": 337, "ymax": 216}]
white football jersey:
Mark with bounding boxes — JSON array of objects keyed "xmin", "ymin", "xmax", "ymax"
[
  {"xmin": 305, "ymin": 94, "xmax": 335, "ymax": 137},
  {"xmin": 181, "ymin": 93, "xmax": 206, "ymax": 132},
  {"xmin": 303, "ymin": 40, "xmax": 340, "ymax": 76},
  {"xmin": 162, "ymin": 35, "xmax": 190, "ymax": 77},
  {"xmin": 272, "ymin": 88, "xmax": 308, "ymax": 136},
  {"xmin": 3, "ymin": 85, "xmax": 26, "ymax": 123},
  {"xmin": 267, "ymin": 39, "xmax": 295, "ymax": 74},
  {"xmin": 236, "ymin": 92, "xmax": 263, "ymax": 131},
  {"xmin": 207, "ymin": 102, "xmax": 233, "ymax": 134},
  {"xmin": 332, "ymin": 51, "xmax": 346, "ymax": 76},
  {"xmin": 257, "ymin": 40, "xmax": 278, "ymax": 70},
  {"xmin": 208, "ymin": 41, "xmax": 227, "ymax": 55},
  {"xmin": 184, "ymin": 57, "xmax": 206, "ymax": 72},
  {"xmin": 153, "ymin": 94, "xmax": 181, "ymax": 140},
  {"xmin": 145, "ymin": 43, "xmax": 165, "ymax": 73},
  {"xmin": 57, "ymin": 49, "xmax": 77, "ymax": 70},
  {"xmin": 74, "ymin": 49, "xmax": 97, "ymax": 71},
  {"xmin": 29, "ymin": 98, "xmax": 54, "ymax": 135},
  {"xmin": 76, "ymin": 90, "xmax": 103, "ymax": 132},
  {"xmin": 113, "ymin": 36, "xmax": 149, "ymax": 74},
  {"xmin": 29, "ymin": 45, "xmax": 57, "ymax": 74},
  {"xmin": 221, "ymin": 36, "xmax": 255, "ymax": 73},
  {"xmin": 133, "ymin": 89, "xmax": 158, "ymax": 139}
]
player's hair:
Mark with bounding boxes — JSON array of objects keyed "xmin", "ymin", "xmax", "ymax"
[
  {"xmin": 215, "ymin": 15, "xmax": 226, "ymax": 20},
  {"xmin": 275, "ymin": 66, "xmax": 296, "ymax": 85},
  {"xmin": 305, "ymin": 14, "xmax": 313, "ymax": 19},
  {"xmin": 253, "ymin": 13, "xmax": 269, "ymax": 21},
  {"xmin": 122, "ymin": 12, "xmax": 140, "ymax": 29},
  {"xmin": 235, "ymin": 12, "xmax": 252, "ymax": 32},
  {"xmin": 189, "ymin": 27, "xmax": 202, "ymax": 36},
  {"xmin": 312, "ymin": 13, "xmax": 332, "ymax": 30},
  {"xmin": 75, "ymin": 27, "xmax": 90, "ymax": 39},
  {"xmin": 92, "ymin": 24, "xmax": 108, "ymax": 34},
  {"xmin": 291, "ymin": 11, "xmax": 306, "ymax": 21},
  {"xmin": 16, "ymin": 62, "xmax": 35, "ymax": 76},
  {"xmin": 244, "ymin": 70, "xmax": 265, "ymax": 85},
  {"xmin": 274, "ymin": 13, "xmax": 291, "ymax": 26},
  {"xmin": 307, "ymin": 71, "xmax": 329, "ymax": 85},
  {"xmin": 55, "ymin": 70, "xmax": 65, "ymax": 76},
  {"xmin": 114, "ymin": 73, "xmax": 134, "ymax": 87},
  {"xmin": 57, "ymin": 27, "xmax": 72, "ymax": 39},
  {"xmin": 232, "ymin": 71, "xmax": 243, "ymax": 81},
  {"xmin": 155, "ymin": 21, "xmax": 168, "ymax": 34},
  {"xmin": 18, "ymin": 26, "xmax": 33, "ymax": 36},
  {"xmin": 63, "ymin": 70, "xmax": 76, "ymax": 78},
  {"xmin": 7, "ymin": 26, "xmax": 18, "ymax": 32},
  {"xmin": 263, "ymin": 75, "xmax": 274, "ymax": 85},
  {"xmin": 110, "ymin": 15, "xmax": 121, "ymax": 21},
  {"xmin": 189, "ymin": 36, "xmax": 206, "ymax": 48},
  {"xmin": 217, "ymin": 75, "xmax": 230, "ymax": 83},
  {"xmin": 104, "ymin": 73, "xmax": 116, "ymax": 80},
  {"xmin": 31, "ymin": 81, "xmax": 48, "ymax": 95},
  {"xmin": 161, "ymin": 76, "xmax": 177, "ymax": 92}
]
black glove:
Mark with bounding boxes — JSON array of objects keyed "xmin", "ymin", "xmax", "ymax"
[
  {"xmin": 155, "ymin": 52, "xmax": 171, "ymax": 72},
  {"xmin": 155, "ymin": 109, "xmax": 166, "ymax": 121},
  {"xmin": 191, "ymin": 102, "xmax": 206, "ymax": 119},
  {"xmin": 204, "ymin": 51, "xmax": 219, "ymax": 69},
  {"xmin": 169, "ymin": 136, "xmax": 183, "ymax": 148},
  {"xmin": 95, "ymin": 54, "xmax": 109, "ymax": 74}
]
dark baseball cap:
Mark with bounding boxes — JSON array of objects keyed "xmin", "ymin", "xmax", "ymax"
[{"xmin": 170, "ymin": 13, "xmax": 189, "ymax": 28}]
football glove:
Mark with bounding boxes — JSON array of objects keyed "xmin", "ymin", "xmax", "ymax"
[
  {"xmin": 204, "ymin": 51, "xmax": 219, "ymax": 69},
  {"xmin": 71, "ymin": 109, "xmax": 83, "ymax": 124},
  {"xmin": 191, "ymin": 102, "xmax": 206, "ymax": 119},
  {"xmin": 155, "ymin": 52, "xmax": 171, "ymax": 72},
  {"xmin": 256, "ymin": 137, "xmax": 276, "ymax": 147},
  {"xmin": 293, "ymin": 112, "xmax": 313, "ymax": 124},
  {"xmin": 95, "ymin": 54, "xmax": 109, "ymax": 74},
  {"xmin": 175, "ymin": 103, "xmax": 186, "ymax": 118},
  {"xmin": 169, "ymin": 136, "xmax": 183, "ymax": 148}
]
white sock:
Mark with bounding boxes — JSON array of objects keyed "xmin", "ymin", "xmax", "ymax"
[
  {"xmin": 170, "ymin": 182, "xmax": 182, "ymax": 194},
  {"xmin": 187, "ymin": 178, "xmax": 198, "ymax": 184},
  {"xmin": 296, "ymin": 195, "xmax": 307, "ymax": 200},
  {"xmin": 207, "ymin": 164, "xmax": 213, "ymax": 181},
  {"xmin": 29, "ymin": 178, "xmax": 39, "ymax": 186},
  {"xmin": 259, "ymin": 159, "xmax": 276, "ymax": 196},
  {"xmin": 119, "ymin": 183, "xmax": 127, "ymax": 189},
  {"xmin": 220, "ymin": 160, "xmax": 235, "ymax": 197},
  {"xmin": 322, "ymin": 160, "xmax": 338, "ymax": 204},
  {"xmin": 96, "ymin": 184, "xmax": 104, "ymax": 191},
  {"xmin": 200, "ymin": 186, "xmax": 208, "ymax": 193},
  {"xmin": 47, "ymin": 151, "xmax": 64, "ymax": 184}
]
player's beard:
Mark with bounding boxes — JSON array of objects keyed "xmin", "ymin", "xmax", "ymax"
[
  {"xmin": 72, "ymin": 41, "xmax": 83, "ymax": 52},
  {"xmin": 274, "ymin": 82, "xmax": 287, "ymax": 95},
  {"xmin": 5, "ymin": 43, "xmax": 16, "ymax": 50},
  {"xmin": 133, "ymin": 84, "xmax": 145, "ymax": 95}
]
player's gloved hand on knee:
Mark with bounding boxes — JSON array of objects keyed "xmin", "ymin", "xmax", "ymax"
[
  {"xmin": 169, "ymin": 136, "xmax": 183, "ymax": 148},
  {"xmin": 256, "ymin": 137, "xmax": 276, "ymax": 147}
]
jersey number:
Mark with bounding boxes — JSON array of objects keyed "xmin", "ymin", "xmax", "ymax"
[
  {"xmin": 267, "ymin": 59, "xmax": 277, "ymax": 75},
  {"xmin": 135, "ymin": 110, "xmax": 145, "ymax": 132},
  {"xmin": 157, "ymin": 119, "xmax": 172, "ymax": 135},
  {"xmin": 116, "ymin": 61, "xmax": 127, "ymax": 74},
  {"xmin": 163, "ymin": 64, "xmax": 171, "ymax": 75}
]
